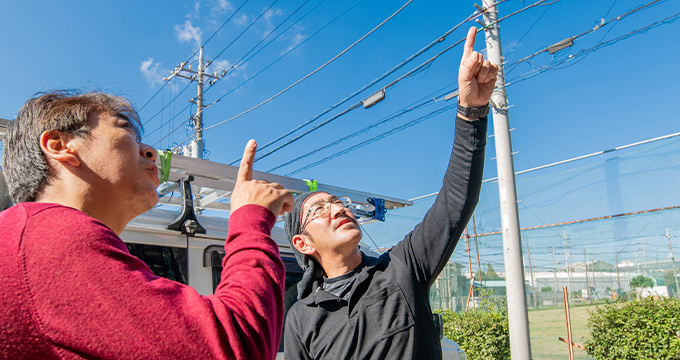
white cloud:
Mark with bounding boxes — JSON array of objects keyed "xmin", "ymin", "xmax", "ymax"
[
  {"xmin": 282, "ymin": 24, "xmax": 307, "ymax": 55},
  {"xmin": 262, "ymin": 8, "xmax": 283, "ymax": 34},
  {"xmin": 208, "ymin": 59, "xmax": 248, "ymax": 81},
  {"xmin": 234, "ymin": 13, "xmax": 249, "ymax": 27},
  {"xmin": 175, "ymin": 20, "xmax": 203, "ymax": 46},
  {"xmin": 140, "ymin": 58, "xmax": 165, "ymax": 87},
  {"xmin": 212, "ymin": 0, "xmax": 233, "ymax": 14}
]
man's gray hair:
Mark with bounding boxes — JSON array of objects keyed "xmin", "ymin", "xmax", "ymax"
[{"xmin": 2, "ymin": 90, "xmax": 141, "ymax": 203}]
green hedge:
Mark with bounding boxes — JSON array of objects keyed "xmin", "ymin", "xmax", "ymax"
[
  {"xmin": 585, "ymin": 297, "xmax": 680, "ymax": 359},
  {"xmin": 439, "ymin": 299, "xmax": 510, "ymax": 360}
]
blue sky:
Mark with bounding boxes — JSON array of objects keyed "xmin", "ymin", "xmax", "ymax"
[{"xmin": 1, "ymin": 0, "xmax": 678, "ymax": 204}]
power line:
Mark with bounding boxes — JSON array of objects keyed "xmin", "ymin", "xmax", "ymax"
[
  {"xmin": 507, "ymin": 0, "xmax": 663, "ymax": 69},
  {"xmin": 170, "ymin": 0, "xmax": 365, "ymax": 149},
  {"xmin": 209, "ymin": 0, "xmax": 281, "ymax": 66},
  {"xmin": 201, "ymin": 0, "xmax": 414, "ymax": 133},
  {"xmin": 138, "ymin": 0, "xmax": 250, "ymax": 120},
  {"xmin": 201, "ymin": 0, "xmax": 252, "ymax": 48},
  {"xmin": 284, "ymin": 11, "xmax": 680, "ymax": 176},
  {"xmin": 248, "ymin": 8, "xmax": 486, "ymax": 160},
  {"xmin": 267, "ymin": 85, "xmax": 453, "ymax": 172},
  {"xmin": 505, "ymin": 10, "xmax": 680, "ymax": 86},
  {"xmin": 244, "ymin": 0, "xmax": 552, "ymax": 164},
  {"xmin": 204, "ymin": 0, "xmax": 313, "ymax": 92},
  {"xmin": 286, "ymin": 102, "xmax": 459, "ymax": 176}
]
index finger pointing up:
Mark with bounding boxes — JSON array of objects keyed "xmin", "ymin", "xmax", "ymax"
[
  {"xmin": 462, "ymin": 26, "xmax": 477, "ymax": 60},
  {"xmin": 237, "ymin": 139, "xmax": 256, "ymax": 183}
]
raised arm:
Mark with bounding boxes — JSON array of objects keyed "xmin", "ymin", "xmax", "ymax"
[{"xmin": 390, "ymin": 27, "xmax": 497, "ymax": 286}]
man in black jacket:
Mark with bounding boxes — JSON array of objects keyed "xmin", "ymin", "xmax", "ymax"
[{"xmin": 283, "ymin": 26, "xmax": 497, "ymax": 359}]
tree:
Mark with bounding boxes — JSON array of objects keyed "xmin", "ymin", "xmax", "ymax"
[
  {"xmin": 485, "ymin": 264, "xmax": 500, "ymax": 280},
  {"xmin": 629, "ymin": 275, "xmax": 654, "ymax": 289}
]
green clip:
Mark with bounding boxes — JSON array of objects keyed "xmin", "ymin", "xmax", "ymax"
[
  {"xmin": 157, "ymin": 150, "xmax": 172, "ymax": 183},
  {"xmin": 304, "ymin": 179, "xmax": 318, "ymax": 192}
]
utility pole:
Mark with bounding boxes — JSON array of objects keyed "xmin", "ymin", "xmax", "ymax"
[
  {"xmin": 561, "ymin": 231, "xmax": 572, "ymax": 304},
  {"xmin": 550, "ymin": 246, "xmax": 558, "ymax": 305},
  {"xmin": 473, "ymin": 214, "xmax": 484, "ymax": 301},
  {"xmin": 584, "ymin": 248, "xmax": 591, "ymax": 303},
  {"xmin": 164, "ymin": 46, "xmax": 226, "ymax": 159},
  {"xmin": 615, "ymin": 248, "xmax": 621, "ymax": 299},
  {"xmin": 480, "ymin": 1, "xmax": 532, "ymax": 358},
  {"xmin": 590, "ymin": 254, "xmax": 597, "ymax": 299},
  {"xmin": 641, "ymin": 239, "xmax": 649, "ymax": 274},
  {"xmin": 666, "ymin": 229, "xmax": 680, "ymax": 298},
  {"xmin": 525, "ymin": 238, "xmax": 538, "ymax": 308}
]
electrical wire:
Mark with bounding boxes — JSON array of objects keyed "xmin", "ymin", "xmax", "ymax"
[
  {"xmin": 138, "ymin": 0, "xmax": 250, "ymax": 124},
  {"xmin": 203, "ymin": 0, "xmax": 313, "ymax": 92},
  {"xmin": 201, "ymin": 0, "xmax": 252, "ymax": 48},
  {"xmin": 142, "ymin": 81, "xmax": 193, "ymax": 128},
  {"xmin": 507, "ymin": 0, "xmax": 662, "ymax": 69},
  {"xmin": 242, "ymin": 0, "xmax": 551, "ymax": 164},
  {"xmin": 247, "ymin": 8, "xmax": 486, "ymax": 160},
  {"xmin": 209, "ymin": 0, "xmax": 281, "ymax": 65},
  {"xmin": 201, "ymin": 0, "xmax": 414, "ymax": 133},
  {"xmin": 286, "ymin": 102, "xmax": 459, "ymax": 176},
  {"xmin": 284, "ymin": 10, "xmax": 680, "ymax": 176},
  {"xmin": 267, "ymin": 86, "xmax": 452, "ymax": 172},
  {"xmin": 170, "ymin": 0, "xmax": 365, "ymax": 149}
]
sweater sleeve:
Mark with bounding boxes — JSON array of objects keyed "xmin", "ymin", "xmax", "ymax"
[
  {"xmin": 389, "ymin": 116, "xmax": 487, "ymax": 287},
  {"xmin": 20, "ymin": 204, "xmax": 284, "ymax": 360}
]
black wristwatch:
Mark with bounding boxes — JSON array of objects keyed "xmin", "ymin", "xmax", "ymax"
[{"xmin": 457, "ymin": 102, "xmax": 490, "ymax": 119}]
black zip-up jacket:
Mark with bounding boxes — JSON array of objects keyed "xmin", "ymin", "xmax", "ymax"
[{"xmin": 284, "ymin": 116, "xmax": 488, "ymax": 360}]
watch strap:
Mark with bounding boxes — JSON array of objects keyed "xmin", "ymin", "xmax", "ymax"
[{"xmin": 457, "ymin": 103, "xmax": 490, "ymax": 119}]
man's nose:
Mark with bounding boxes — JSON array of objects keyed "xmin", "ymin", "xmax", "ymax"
[
  {"xmin": 330, "ymin": 203, "xmax": 349, "ymax": 218},
  {"xmin": 140, "ymin": 142, "xmax": 157, "ymax": 162}
]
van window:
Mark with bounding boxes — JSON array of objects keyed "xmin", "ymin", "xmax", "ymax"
[
  {"xmin": 126, "ymin": 244, "xmax": 188, "ymax": 285},
  {"xmin": 204, "ymin": 246, "xmax": 304, "ymax": 352}
]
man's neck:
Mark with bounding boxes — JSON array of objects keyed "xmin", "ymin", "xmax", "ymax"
[
  {"xmin": 37, "ymin": 181, "xmax": 130, "ymax": 235},
  {"xmin": 320, "ymin": 247, "xmax": 363, "ymax": 278}
]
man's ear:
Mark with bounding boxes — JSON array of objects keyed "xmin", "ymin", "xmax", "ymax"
[
  {"xmin": 292, "ymin": 234, "xmax": 316, "ymax": 256},
  {"xmin": 39, "ymin": 130, "xmax": 81, "ymax": 167}
]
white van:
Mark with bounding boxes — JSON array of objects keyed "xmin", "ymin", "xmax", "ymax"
[{"xmin": 121, "ymin": 207, "xmax": 466, "ymax": 360}]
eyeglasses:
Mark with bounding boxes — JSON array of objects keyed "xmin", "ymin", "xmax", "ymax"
[{"xmin": 301, "ymin": 196, "xmax": 352, "ymax": 230}]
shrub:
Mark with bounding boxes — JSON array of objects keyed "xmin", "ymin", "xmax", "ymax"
[
  {"xmin": 585, "ymin": 297, "xmax": 680, "ymax": 359},
  {"xmin": 439, "ymin": 296, "xmax": 510, "ymax": 360},
  {"xmin": 541, "ymin": 286, "xmax": 552, "ymax": 292},
  {"xmin": 630, "ymin": 274, "xmax": 655, "ymax": 289}
]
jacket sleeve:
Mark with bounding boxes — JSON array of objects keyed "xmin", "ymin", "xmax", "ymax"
[
  {"xmin": 21, "ymin": 204, "xmax": 284, "ymax": 360},
  {"xmin": 389, "ymin": 116, "xmax": 487, "ymax": 287}
]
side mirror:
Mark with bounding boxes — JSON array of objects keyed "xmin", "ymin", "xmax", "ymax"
[{"xmin": 432, "ymin": 312, "xmax": 444, "ymax": 340}]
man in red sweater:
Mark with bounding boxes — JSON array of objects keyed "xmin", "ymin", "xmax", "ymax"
[{"xmin": 0, "ymin": 91, "xmax": 293, "ymax": 359}]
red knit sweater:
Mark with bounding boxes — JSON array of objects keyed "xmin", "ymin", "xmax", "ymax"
[{"xmin": 0, "ymin": 202, "xmax": 284, "ymax": 359}]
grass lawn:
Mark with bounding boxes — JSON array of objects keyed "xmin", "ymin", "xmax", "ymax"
[{"xmin": 528, "ymin": 303, "xmax": 599, "ymax": 360}]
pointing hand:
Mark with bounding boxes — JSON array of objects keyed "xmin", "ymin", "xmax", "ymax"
[
  {"xmin": 230, "ymin": 140, "xmax": 294, "ymax": 216},
  {"xmin": 458, "ymin": 26, "xmax": 499, "ymax": 110}
]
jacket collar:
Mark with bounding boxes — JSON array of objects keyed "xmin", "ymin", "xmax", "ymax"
[{"xmin": 299, "ymin": 252, "xmax": 387, "ymax": 305}]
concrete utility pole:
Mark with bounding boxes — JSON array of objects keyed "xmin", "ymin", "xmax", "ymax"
[
  {"xmin": 584, "ymin": 249, "xmax": 591, "ymax": 303},
  {"xmin": 164, "ymin": 46, "xmax": 226, "ymax": 159},
  {"xmin": 550, "ymin": 246, "xmax": 558, "ymax": 305},
  {"xmin": 615, "ymin": 248, "xmax": 621, "ymax": 298},
  {"xmin": 525, "ymin": 238, "xmax": 538, "ymax": 308},
  {"xmin": 666, "ymin": 229, "xmax": 680, "ymax": 298},
  {"xmin": 480, "ymin": 1, "xmax": 532, "ymax": 358}
]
